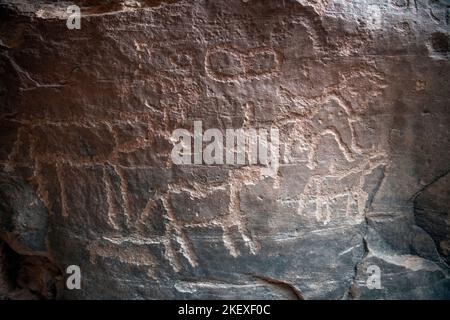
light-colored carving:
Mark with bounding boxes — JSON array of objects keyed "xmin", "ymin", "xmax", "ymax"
[{"xmin": 205, "ymin": 44, "xmax": 282, "ymax": 82}]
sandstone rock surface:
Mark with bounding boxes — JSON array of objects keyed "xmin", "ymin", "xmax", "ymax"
[{"xmin": 0, "ymin": 0, "xmax": 449, "ymax": 299}]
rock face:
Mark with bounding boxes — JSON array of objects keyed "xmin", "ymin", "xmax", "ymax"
[{"xmin": 0, "ymin": 0, "xmax": 449, "ymax": 299}]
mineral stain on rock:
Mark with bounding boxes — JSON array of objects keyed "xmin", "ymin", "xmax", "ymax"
[{"xmin": 0, "ymin": 0, "xmax": 449, "ymax": 299}]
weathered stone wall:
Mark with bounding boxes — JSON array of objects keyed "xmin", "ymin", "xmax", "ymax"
[{"xmin": 0, "ymin": 0, "xmax": 449, "ymax": 299}]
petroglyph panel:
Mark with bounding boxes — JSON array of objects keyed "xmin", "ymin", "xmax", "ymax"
[{"xmin": 0, "ymin": 0, "xmax": 449, "ymax": 300}]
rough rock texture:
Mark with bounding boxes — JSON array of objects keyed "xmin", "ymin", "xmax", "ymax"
[{"xmin": 0, "ymin": 0, "xmax": 449, "ymax": 299}]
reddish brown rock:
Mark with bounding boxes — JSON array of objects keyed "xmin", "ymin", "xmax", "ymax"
[{"xmin": 0, "ymin": 0, "xmax": 449, "ymax": 299}]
